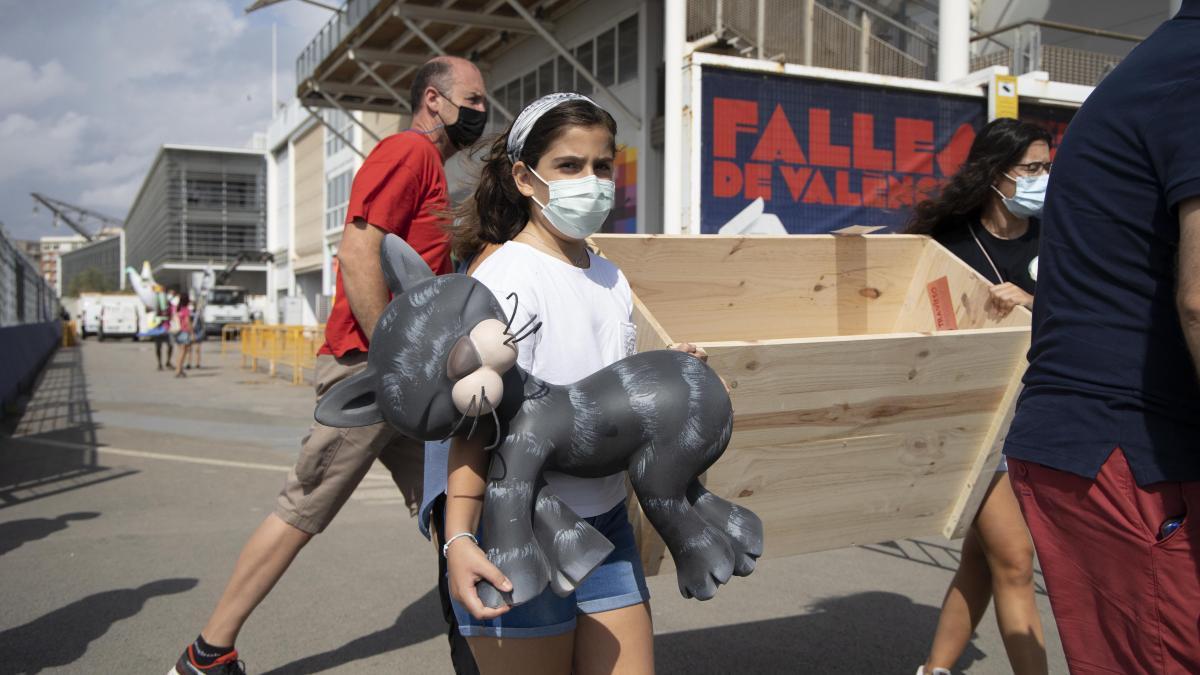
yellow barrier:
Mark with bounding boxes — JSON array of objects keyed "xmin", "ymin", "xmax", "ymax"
[
  {"xmin": 220, "ymin": 323, "xmax": 252, "ymax": 354},
  {"xmin": 239, "ymin": 324, "xmax": 325, "ymax": 385},
  {"xmin": 62, "ymin": 320, "xmax": 79, "ymax": 347}
]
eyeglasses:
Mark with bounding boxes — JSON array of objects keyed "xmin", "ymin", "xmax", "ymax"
[{"xmin": 1012, "ymin": 161, "xmax": 1052, "ymax": 176}]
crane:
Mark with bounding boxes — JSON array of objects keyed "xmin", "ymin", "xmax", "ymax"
[
  {"xmin": 30, "ymin": 193, "xmax": 124, "ymax": 241},
  {"xmin": 215, "ymin": 250, "xmax": 275, "ymax": 286}
]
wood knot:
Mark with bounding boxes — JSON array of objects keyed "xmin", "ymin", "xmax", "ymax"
[
  {"xmin": 738, "ymin": 489, "xmax": 754, "ymax": 498},
  {"xmin": 813, "ymin": 283, "xmax": 825, "ymax": 292},
  {"xmin": 859, "ymin": 287, "xmax": 881, "ymax": 299},
  {"xmin": 745, "ymin": 360, "xmax": 759, "ymax": 371}
]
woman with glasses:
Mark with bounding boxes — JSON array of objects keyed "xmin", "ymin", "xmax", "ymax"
[{"xmin": 906, "ymin": 118, "xmax": 1051, "ymax": 675}]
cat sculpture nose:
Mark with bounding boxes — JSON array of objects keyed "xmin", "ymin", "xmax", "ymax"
[{"xmin": 449, "ymin": 319, "xmax": 519, "ymax": 416}]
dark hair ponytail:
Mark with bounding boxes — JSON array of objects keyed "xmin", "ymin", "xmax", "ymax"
[
  {"xmin": 448, "ymin": 99, "xmax": 617, "ymax": 261},
  {"xmin": 905, "ymin": 118, "xmax": 1052, "ymax": 236}
]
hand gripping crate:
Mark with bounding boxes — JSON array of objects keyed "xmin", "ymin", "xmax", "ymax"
[{"xmin": 590, "ymin": 234, "xmax": 1031, "ymax": 575}]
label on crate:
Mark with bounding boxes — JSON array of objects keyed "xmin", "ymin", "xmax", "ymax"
[{"xmin": 926, "ymin": 276, "xmax": 958, "ymax": 331}]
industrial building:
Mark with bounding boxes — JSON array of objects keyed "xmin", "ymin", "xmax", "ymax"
[
  {"xmin": 263, "ymin": 101, "xmax": 405, "ymax": 325},
  {"xmin": 123, "ymin": 145, "xmax": 269, "ymax": 295},
  {"xmin": 58, "ymin": 232, "xmax": 125, "ymax": 297}
]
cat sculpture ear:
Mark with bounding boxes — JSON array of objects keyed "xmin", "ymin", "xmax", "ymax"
[
  {"xmin": 313, "ymin": 367, "xmax": 384, "ymax": 428},
  {"xmin": 381, "ymin": 233, "xmax": 434, "ymax": 295}
]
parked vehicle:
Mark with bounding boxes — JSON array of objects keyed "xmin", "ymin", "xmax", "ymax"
[
  {"xmin": 202, "ymin": 285, "xmax": 250, "ymax": 335},
  {"xmin": 78, "ymin": 293, "xmax": 103, "ymax": 339},
  {"xmin": 97, "ymin": 295, "xmax": 142, "ymax": 340}
]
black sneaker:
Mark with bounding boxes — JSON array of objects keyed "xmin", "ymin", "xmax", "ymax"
[{"xmin": 171, "ymin": 646, "xmax": 246, "ymax": 675}]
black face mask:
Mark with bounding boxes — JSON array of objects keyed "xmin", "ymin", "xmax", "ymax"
[{"xmin": 437, "ymin": 91, "xmax": 488, "ymax": 149}]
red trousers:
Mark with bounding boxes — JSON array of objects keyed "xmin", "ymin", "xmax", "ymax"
[{"xmin": 1009, "ymin": 449, "xmax": 1200, "ymax": 674}]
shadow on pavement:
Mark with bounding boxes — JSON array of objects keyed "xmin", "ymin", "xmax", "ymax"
[
  {"xmin": 0, "ymin": 347, "xmax": 138, "ymax": 508},
  {"xmin": 862, "ymin": 540, "xmax": 1047, "ymax": 595},
  {"xmin": 0, "ymin": 577, "xmax": 198, "ymax": 674},
  {"xmin": 655, "ymin": 592, "xmax": 987, "ymax": 674},
  {"xmin": 260, "ymin": 586, "xmax": 444, "ymax": 675},
  {"xmin": 0, "ymin": 511, "xmax": 100, "ymax": 556}
]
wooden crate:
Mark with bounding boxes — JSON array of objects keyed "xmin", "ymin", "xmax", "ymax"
[{"xmin": 590, "ymin": 234, "xmax": 1031, "ymax": 575}]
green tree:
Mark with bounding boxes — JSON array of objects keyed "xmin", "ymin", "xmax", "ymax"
[{"xmin": 67, "ymin": 267, "xmax": 115, "ymax": 296}]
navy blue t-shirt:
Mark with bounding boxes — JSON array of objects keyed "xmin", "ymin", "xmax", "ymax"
[{"xmin": 1004, "ymin": 4, "xmax": 1200, "ymax": 485}]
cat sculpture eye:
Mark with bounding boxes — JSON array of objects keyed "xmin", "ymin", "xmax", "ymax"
[{"xmin": 447, "ymin": 336, "xmax": 483, "ymax": 379}]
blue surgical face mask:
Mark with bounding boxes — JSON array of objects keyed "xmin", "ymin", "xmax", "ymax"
[
  {"xmin": 528, "ymin": 167, "xmax": 615, "ymax": 240},
  {"xmin": 993, "ymin": 172, "xmax": 1048, "ymax": 218}
]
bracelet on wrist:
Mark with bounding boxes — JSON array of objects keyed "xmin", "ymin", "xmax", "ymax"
[{"xmin": 442, "ymin": 531, "xmax": 479, "ymax": 557}]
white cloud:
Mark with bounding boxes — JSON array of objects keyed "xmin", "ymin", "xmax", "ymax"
[
  {"xmin": 0, "ymin": 0, "xmax": 333, "ymax": 241},
  {"xmin": 79, "ymin": 176, "xmax": 144, "ymax": 216},
  {"xmin": 0, "ymin": 57, "xmax": 76, "ymax": 111},
  {"xmin": 0, "ymin": 112, "xmax": 89, "ymax": 180}
]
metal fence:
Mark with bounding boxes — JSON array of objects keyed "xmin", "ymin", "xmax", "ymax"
[
  {"xmin": 237, "ymin": 323, "xmax": 325, "ymax": 385},
  {"xmin": 686, "ymin": 0, "xmax": 932, "ymax": 79},
  {"xmin": 1, "ymin": 227, "xmax": 61, "ymax": 328},
  {"xmin": 295, "ymin": 0, "xmax": 378, "ymax": 88},
  {"xmin": 970, "ymin": 21, "xmax": 1133, "ymax": 86}
]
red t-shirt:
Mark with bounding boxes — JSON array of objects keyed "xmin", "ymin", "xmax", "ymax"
[{"xmin": 319, "ymin": 131, "xmax": 452, "ymax": 357}]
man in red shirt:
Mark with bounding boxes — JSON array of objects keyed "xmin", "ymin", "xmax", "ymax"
[{"xmin": 172, "ymin": 56, "xmax": 487, "ymax": 675}]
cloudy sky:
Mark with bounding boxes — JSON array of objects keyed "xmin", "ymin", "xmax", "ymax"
[{"xmin": 0, "ymin": 0, "xmax": 332, "ymax": 242}]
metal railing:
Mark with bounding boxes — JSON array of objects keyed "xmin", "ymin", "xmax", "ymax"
[
  {"xmin": 237, "ymin": 323, "xmax": 326, "ymax": 385},
  {"xmin": 0, "ymin": 226, "xmax": 61, "ymax": 328},
  {"xmin": 970, "ymin": 20, "xmax": 1139, "ymax": 86},
  {"xmin": 295, "ymin": 0, "xmax": 379, "ymax": 89},
  {"xmin": 686, "ymin": 0, "xmax": 933, "ymax": 79}
]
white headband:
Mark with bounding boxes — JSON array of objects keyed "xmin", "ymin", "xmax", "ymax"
[{"xmin": 506, "ymin": 92, "xmax": 600, "ymax": 164}]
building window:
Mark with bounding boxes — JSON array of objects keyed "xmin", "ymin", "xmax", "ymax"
[
  {"xmin": 521, "ymin": 71, "xmax": 536, "ymax": 107},
  {"xmin": 617, "ymin": 15, "xmax": 639, "ymax": 83},
  {"xmin": 186, "ymin": 177, "xmax": 225, "ymax": 208},
  {"xmin": 325, "ymin": 110, "xmax": 354, "ymax": 157},
  {"xmin": 557, "ymin": 56, "xmax": 574, "ymax": 93},
  {"xmin": 184, "ymin": 223, "xmax": 263, "ymax": 260},
  {"xmin": 186, "ymin": 174, "xmax": 259, "ymax": 210},
  {"xmin": 325, "ymin": 170, "xmax": 352, "ymax": 232},
  {"xmin": 537, "ymin": 60, "xmax": 555, "ymax": 99},
  {"xmin": 596, "ymin": 27, "xmax": 616, "ymax": 86},
  {"xmin": 506, "ymin": 80, "xmax": 521, "ymax": 114},
  {"xmin": 575, "ymin": 42, "xmax": 594, "ymax": 95},
  {"xmin": 491, "ymin": 13, "xmax": 638, "ymax": 111},
  {"xmin": 225, "ymin": 176, "xmax": 258, "ymax": 208}
]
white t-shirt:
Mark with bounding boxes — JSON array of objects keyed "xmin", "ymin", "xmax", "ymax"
[{"xmin": 472, "ymin": 240, "xmax": 635, "ymax": 518}]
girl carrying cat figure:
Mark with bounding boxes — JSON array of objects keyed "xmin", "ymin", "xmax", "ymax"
[{"xmin": 441, "ymin": 93, "xmax": 716, "ymax": 675}]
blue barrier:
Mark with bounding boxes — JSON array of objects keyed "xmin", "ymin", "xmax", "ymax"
[{"xmin": 1, "ymin": 321, "xmax": 62, "ymax": 410}]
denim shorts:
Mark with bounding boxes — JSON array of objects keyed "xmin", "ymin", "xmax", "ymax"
[{"xmin": 451, "ymin": 501, "xmax": 651, "ymax": 638}]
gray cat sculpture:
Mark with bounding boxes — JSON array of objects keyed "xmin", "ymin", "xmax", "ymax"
[{"xmin": 316, "ymin": 234, "xmax": 763, "ymax": 608}]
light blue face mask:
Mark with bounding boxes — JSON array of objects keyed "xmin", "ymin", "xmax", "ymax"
[
  {"xmin": 993, "ymin": 172, "xmax": 1048, "ymax": 218},
  {"xmin": 529, "ymin": 168, "xmax": 615, "ymax": 240}
]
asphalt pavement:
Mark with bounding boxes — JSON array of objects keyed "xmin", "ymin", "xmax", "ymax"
[{"xmin": 0, "ymin": 339, "xmax": 1066, "ymax": 674}]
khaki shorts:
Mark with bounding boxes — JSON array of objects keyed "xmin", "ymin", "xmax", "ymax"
[{"xmin": 275, "ymin": 352, "xmax": 423, "ymax": 534}]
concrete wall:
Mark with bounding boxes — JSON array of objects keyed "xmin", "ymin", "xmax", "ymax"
[
  {"xmin": 293, "ymin": 126, "xmax": 325, "ymax": 274},
  {"xmin": 0, "ymin": 322, "xmax": 61, "ymax": 410}
]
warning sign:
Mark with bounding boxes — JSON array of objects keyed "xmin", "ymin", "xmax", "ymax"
[{"xmin": 990, "ymin": 74, "xmax": 1019, "ymax": 120}]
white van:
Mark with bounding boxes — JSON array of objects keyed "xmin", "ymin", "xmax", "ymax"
[
  {"xmin": 98, "ymin": 295, "xmax": 142, "ymax": 340},
  {"xmin": 78, "ymin": 293, "xmax": 103, "ymax": 338}
]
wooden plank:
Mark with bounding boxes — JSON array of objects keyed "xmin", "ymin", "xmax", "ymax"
[
  {"xmin": 942, "ymin": 355, "xmax": 1029, "ymax": 539},
  {"xmin": 649, "ymin": 329, "xmax": 1031, "ymax": 570},
  {"xmin": 592, "ymin": 234, "xmax": 1034, "ymax": 573},
  {"xmin": 893, "ymin": 238, "xmax": 1031, "ymax": 333},
  {"xmin": 627, "ymin": 293, "xmax": 673, "ymax": 573},
  {"xmin": 591, "ymin": 235, "xmax": 926, "ymax": 341}
]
